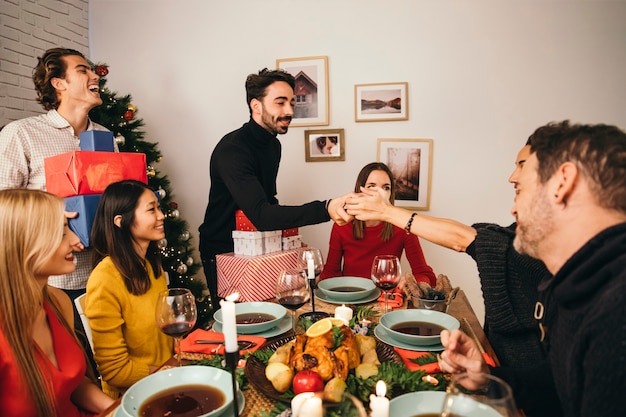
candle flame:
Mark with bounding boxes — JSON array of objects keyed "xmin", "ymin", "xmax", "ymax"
[
  {"xmin": 226, "ymin": 292, "xmax": 240, "ymax": 302},
  {"xmin": 376, "ymin": 380, "xmax": 386, "ymax": 397}
]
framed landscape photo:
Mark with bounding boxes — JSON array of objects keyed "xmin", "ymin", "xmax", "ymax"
[
  {"xmin": 276, "ymin": 56, "xmax": 329, "ymax": 127},
  {"xmin": 377, "ymin": 138, "xmax": 433, "ymax": 210},
  {"xmin": 355, "ymin": 82, "xmax": 408, "ymax": 122},
  {"xmin": 305, "ymin": 129, "xmax": 345, "ymax": 162}
]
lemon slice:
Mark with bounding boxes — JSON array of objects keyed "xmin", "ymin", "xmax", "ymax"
[
  {"xmin": 305, "ymin": 317, "xmax": 333, "ymax": 337},
  {"xmin": 329, "ymin": 317, "xmax": 346, "ymax": 327}
]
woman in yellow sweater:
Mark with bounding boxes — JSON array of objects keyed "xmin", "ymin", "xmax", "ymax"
[{"xmin": 85, "ymin": 180, "xmax": 172, "ymax": 399}]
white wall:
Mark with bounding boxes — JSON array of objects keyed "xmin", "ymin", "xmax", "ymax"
[{"xmin": 89, "ymin": 0, "xmax": 626, "ymax": 324}]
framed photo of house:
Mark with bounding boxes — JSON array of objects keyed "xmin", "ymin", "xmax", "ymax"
[
  {"xmin": 276, "ymin": 56, "xmax": 329, "ymax": 127},
  {"xmin": 377, "ymin": 138, "xmax": 433, "ymax": 210},
  {"xmin": 355, "ymin": 82, "xmax": 408, "ymax": 122},
  {"xmin": 305, "ymin": 129, "xmax": 345, "ymax": 162}
]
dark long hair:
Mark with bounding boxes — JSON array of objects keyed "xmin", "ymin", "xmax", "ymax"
[
  {"xmin": 352, "ymin": 162, "xmax": 396, "ymax": 241},
  {"xmin": 91, "ymin": 180, "xmax": 163, "ymax": 295}
]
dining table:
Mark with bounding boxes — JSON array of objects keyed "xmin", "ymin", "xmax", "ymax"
[{"xmin": 97, "ymin": 288, "xmax": 497, "ymax": 417}]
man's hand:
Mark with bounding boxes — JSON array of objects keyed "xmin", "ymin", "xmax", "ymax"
[
  {"xmin": 439, "ymin": 329, "xmax": 488, "ymax": 376},
  {"xmin": 344, "ymin": 187, "xmax": 391, "ymax": 222},
  {"xmin": 327, "ymin": 193, "xmax": 357, "ymax": 225},
  {"xmin": 64, "ymin": 211, "xmax": 85, "ymax": 252}
]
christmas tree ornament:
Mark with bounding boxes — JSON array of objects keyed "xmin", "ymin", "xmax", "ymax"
[
  {"xmin": 156, "ymin": 188, "xmax": 166, "ymax": 199},
  {"xmin": 169, "ymin": 209, "xmax": 180, "ymax": 219},
  {"xmin": 186, "ymin": 256, "xmax": 194, "ymax": 266},
  {"xmin": 157, "ymin": 238, "xmax": 168, "ymax": 249},
  {"xmin": 177, "ymin": 263, "xmax": 188, "ymax": 274},
  {"xmin": 114, "ymin": 134, "xmax": 126, "ymax": 146},
  {"xmin": 147, "ymin": 166, "xmax": 156, "ymax": 178},
  {"xmin": 123, "ymin": 110, "xmax": 134, "ymax": 121},
  {"xmin": 180, "ymin": 230, "xmax": 190, "ymax": 241},
  {"xmin": 127, "ymin": 103, "xmax": 137, "ymax": 113},
  {"xmin": 95, "ymin": 65, "xmax": 109, "ymax": 77}
]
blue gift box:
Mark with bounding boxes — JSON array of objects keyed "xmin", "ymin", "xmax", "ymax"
[
  {"xmin": 65, "ymin": 195, "xmax": 101, "ymax": 247},
  {"xmin": 79, "ymin": 130, "xmax": 115, "ymax": 152}
]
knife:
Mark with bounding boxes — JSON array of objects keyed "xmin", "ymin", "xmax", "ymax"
[{"xmin": 194, "ymin": 340, "xmax": 257, "ymax": 349}]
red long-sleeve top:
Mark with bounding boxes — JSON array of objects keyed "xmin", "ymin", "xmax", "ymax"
[{"xmin": 319, "ymin": 222, "xmax": 436, "ymax": 285}]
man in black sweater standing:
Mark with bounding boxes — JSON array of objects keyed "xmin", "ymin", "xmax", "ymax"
[{"xmin": 199, "ymin": 68, "xmax": 353, "ymax": 310}]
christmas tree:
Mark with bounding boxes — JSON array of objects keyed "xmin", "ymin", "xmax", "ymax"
[{"xmin": 88, "ymin": 63, "xmax": 212, "ymax": 328}]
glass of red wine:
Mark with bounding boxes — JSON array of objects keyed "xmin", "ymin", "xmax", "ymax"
[
  {"xmin": 298, "ymin": 247, "xmax": 329, "ymax": 322},
  {"xmin": 371, "ymin": 255, "xmax": 401, "ymax": 314},
  {"xmin": 276, "ymin": 268, "xmax": 310, "ymax": 335},
  {"xmin": 155, "ymin": 288, "xmax": 197, "ymax": 367}
]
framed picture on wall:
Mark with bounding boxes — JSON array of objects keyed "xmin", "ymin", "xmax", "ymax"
[
  {"xmin": 377, "ymin": 138, "xmax": 433, "ymax": 210},
  {"xmin": 305, "ymin": 129, "xmax": 345, "ymax": 162},
  {"xmin": 276, "ymin": 56, "xmax": 329, "ymax": 127},
  {"xmin": 355, "ymin": 82, "xmax": 409, "ymax": 122}
]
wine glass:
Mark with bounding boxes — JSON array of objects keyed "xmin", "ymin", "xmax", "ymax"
[
  {"xmin": 298, "ymin": 247, "xmax": 327, "ymax": 319},
  {"xmin": 276, "ymin": 268, "xmax": 310, "ymax": 335},
  {"xmin": 441, "ymin": 372, "xmax": 518, "ymax": 417},
  {"xmin": 155, "ymin": 288, "xmax": 197, "ymax": 367},
  {"xmin": 371, "ymin": 255, "xmax": 401, "ymax": 314}
]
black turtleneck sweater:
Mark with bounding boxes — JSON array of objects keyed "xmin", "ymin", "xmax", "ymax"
[{"xmin": 199, "ymin": 119, "xmax": 330, "ymax": 260}]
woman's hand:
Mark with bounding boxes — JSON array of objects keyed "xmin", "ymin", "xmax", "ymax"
[{"xmin": 344, "ymin": 187, "xmax": 391, "ymax": 222}]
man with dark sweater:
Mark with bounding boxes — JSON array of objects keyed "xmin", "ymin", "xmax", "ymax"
[
  {"xmin": 438, "ymin": 121, "xmax": 626, "ymax": 417},
  {"xmin": 199, "ymin": 68, "xmax": 352, "ymax": 310}
]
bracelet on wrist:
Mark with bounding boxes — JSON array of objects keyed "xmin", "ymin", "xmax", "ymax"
[
  {"xmin": 325, "ymin": 199, "xmax": 332, "ymax": 210},
  {"xmin": 404, "ymin": 212, "xmax": 417, "ymax": 234}
]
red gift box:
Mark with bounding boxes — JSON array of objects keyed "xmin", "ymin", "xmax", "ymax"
[
  {"xmin": 282, "ymin": 228, "xmax": 299, "ymax": 237},
  {"xmin": 44, "ymin": 151, "xmax": 147, "ymax": 197},
  {"xmin": 235, "ymin": 209, "xmax": 257, "ymax": 231}
]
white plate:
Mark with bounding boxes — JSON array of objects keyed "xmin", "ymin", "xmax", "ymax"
[
  {"xmin": 314, "ymin": 288, "xmax": 382, "ymax": 305},
  {"xmin": 115, "ymin": 388, "xmax": 245, "ymax": 417},
  {"xmin": 374, "ymin": 323, "xmax": 444, "ymax": 351},
  {"xmin": 390, "ymin": 391, "xmax": 446, "ymax": 417},
  {"xmin": 212, "ymin": 315, "xmax": 291, "ymax": 338}
]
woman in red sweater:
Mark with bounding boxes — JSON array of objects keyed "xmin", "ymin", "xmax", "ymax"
[{"xmin": 319, "ymin": 162, "xmax": 436, "ymax": 285}]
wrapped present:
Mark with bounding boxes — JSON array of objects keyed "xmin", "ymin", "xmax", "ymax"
[
  {"xmin": 235, "ymin": 209, "xmax": 257, "ymax": 231},
  {"xmin": 263, "ymin": 231, "xmax": 282, "ymax": 254},
  {"xmin": 232, "ymin": 231, "xmax": 264, "ymax": 256},
  {"xmin": 232, "ymin": 230, "xmax": 283, "ymax": 256},
  {"xmin": 282, "ymin": 235, "xmax": 302, "ymax": 250},
  {"xmin": 79, "ymin": 130, "xmax": 115, "ymax": 152},
  {"xmin": 282, "ymin": 228, "xmax": 299, "ymax": 237},
  {"xmin": 44, "ymin": 151, "xmax": 147, "ymax": 197},
  {"xmin": 65, "ymin": 194, "xmax": 101, "ymax": 247},
  {"xmin": 216, "ymin": 249, "xmax": 301, "ymax": 301}
]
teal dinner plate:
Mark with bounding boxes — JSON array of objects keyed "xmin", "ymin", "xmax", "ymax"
[
  {"xmin": 212, "ymin": 315, "xmax": 291, "ymax": 338},
  {"xmin": 314, "ymin": 288, "xmax": 382, "ymax": 305},
  {"xmin": 374, "ymin": 323, "xmax": 444, "ymax": 351},
  {"xmin": 390, "ymin": 391, "xmax": 446, "ymax": 417}
]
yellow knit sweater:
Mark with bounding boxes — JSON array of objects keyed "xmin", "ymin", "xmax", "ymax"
[{"xmin": 85, "ymin": 257, "xmax": 173, "ymax": 399}]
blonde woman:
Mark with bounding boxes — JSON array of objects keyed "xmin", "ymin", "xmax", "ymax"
[{"xmin": 0, "ymin": 189, "xmax": 114, "ymax": 416}]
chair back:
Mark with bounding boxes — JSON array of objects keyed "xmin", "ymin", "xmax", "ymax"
[{"xmin": 74, "ymin": 293, "xmax": 94, "ymax": 352}]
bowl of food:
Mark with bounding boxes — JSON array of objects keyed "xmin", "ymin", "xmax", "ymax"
[
  {"xmin": 214, "ymin": 301, "xmax": 287, "ymax": 334},
  {"xmin": 317, "ymin": 277, "xmax": 377, "ymax": 302},
  {"xmin": 379, "ymin": 309, "xmax": 460, "ymax": 346},
  {"xmin": 120, "ymin": 365, "xmax": 233, "ymax": 417},
  {"xmin": 390, "ymin": 391, "xmax": 446, "ymax": 417}
]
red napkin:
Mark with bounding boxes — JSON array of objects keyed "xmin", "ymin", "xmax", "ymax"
[
  {"xmin": 394, "ymin": 347, "xmax": 441, "ymax": 373},
  {"xmin": 378, "ymin": 287, "xmax": 404, "ymax": 309},
  {"xmin": 178, "ymin": 329, "xmax": 265, "ymax": 355}
]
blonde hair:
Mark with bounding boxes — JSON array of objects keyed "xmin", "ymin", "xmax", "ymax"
[{"xmin": 0, "ymin": 189, "xmax": 65, "ymax": 416}]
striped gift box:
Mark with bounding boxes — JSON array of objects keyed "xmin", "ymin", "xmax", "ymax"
[{"xmin": 216, "ymin": 248, "xmax": 301, "ymax": 301}]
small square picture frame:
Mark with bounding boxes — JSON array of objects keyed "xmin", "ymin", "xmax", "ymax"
[
  {"xmin": 355, "ymin": 82, "xmax": 409, "ymax": 122},
  {"xmin": 305, "ymin": 129, "xmax": 345, "ymax": 162}
]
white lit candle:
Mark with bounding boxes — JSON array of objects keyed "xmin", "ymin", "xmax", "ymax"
[
  {"xmin": 220, "ymin": 292, "xmax": 239, "ymax": 353},
  {"xmin": 334, "ymin": 304, "xmax": 353, "ymax": 325},
  {"xmin": 369, "ymin": 380, "xmax": 389, "ymax": 417},
  {"xmin": 307, "ymin": 258, "xmax": 315, "ymax": 280},
  {"xmin": 291, "ymin": 392, "xmax": 315, "ymax": 417}
]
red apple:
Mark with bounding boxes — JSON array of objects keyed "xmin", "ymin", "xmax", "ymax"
[{"xmin": 292, "ymin": 370, "xmax": 324, "ymax": 394}]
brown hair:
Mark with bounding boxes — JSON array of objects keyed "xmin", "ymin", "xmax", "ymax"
[
  {"xmin": 352, "ymin": 162, "xmax": 396, "ymax": 241},
  {"xmin": 32, "ymin": 47, "xmax": 86, "ymax": 110}
]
